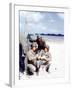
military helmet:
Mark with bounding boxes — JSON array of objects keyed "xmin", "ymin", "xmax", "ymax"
[{"xmin": 31, "ymin": 42, "xmax": 38, "ymax": 48}]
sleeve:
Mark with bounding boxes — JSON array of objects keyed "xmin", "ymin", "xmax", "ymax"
[
  {"xmin": 43, "ymin": 41, "xmax": 46, "ymax": 47},
  {"xmin": 39, "ymin": 50, "xmax": 44, "ymax": 56},
  {"xmin": 27, "ymin": 51, "xmax": 37, "ymax": 61},
  {"xmin": 45, "ymin": 52, "xmax": 52, "ymax": 61}
]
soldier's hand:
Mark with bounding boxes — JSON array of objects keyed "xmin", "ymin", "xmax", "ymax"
[
  {"xmin": 38, "ymin": 56, "xmax": 41, "ymax": 60},
  {"xmin": 41, "ymin": 56, "xmax": 46, "ymax": 59}
]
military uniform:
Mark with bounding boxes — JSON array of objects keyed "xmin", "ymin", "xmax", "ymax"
[
  {"xmin": 36, "ymin": 37, "xmax": 46, "ymax": 51},
  {"xmin": 39, "ymin": 50, "xmax": 51, "ymax": 61},
  {"xmin": 27, "ymin": 43, "xmax": 39, "ymax": 74},
  {"xmin": 37, "ymin": 47, "xmax": 52, "ymax": 72}
]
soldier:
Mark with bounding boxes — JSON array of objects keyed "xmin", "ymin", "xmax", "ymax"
[
  {"xmin": 36, "ymin": 36, "xmax": 46, "ymax": 51},
  {"xmin": 37, "ymin": 45, "xmax": 52, "ymax": 72},
  {"xmin": 27, "ymin": 42, "xmax": 39, "ymax": 75}
]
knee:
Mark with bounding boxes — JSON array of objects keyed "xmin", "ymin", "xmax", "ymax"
[{"xmin": 27, "ymin": 64, "xmax": 36, "ymax": 72}]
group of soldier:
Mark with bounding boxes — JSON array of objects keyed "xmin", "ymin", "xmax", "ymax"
[{"xmin": 26, "ymin": 36, "xmax": 52, "ymax": 75}]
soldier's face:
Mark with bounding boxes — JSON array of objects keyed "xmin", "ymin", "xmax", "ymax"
[
  {"xmin": 45, "ymin": 48, "xmax": 49, "ymax": 52},
  {"xmin": 33, "ymin": 47, "xmax": 36, "ymax": 51},
  {"xmin": 39, "ymin": 37, "xmax": 42, "ymax": 41}
]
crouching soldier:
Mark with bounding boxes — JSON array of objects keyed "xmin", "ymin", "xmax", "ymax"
[
  {"xmin": 38, "ymin": 45, "xmax": 52, "ymax": 73},
  {"xmin": 27, "ymin": 42, "xmax": 39, "ymax": 75}
]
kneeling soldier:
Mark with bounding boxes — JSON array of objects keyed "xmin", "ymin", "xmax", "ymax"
[
  {"xmin": 27, "ymin": 42, "xmax": 39, "ymax": 75},
  {"xmin": 38, "ymin": 45, "xmax": 52, "ymax": 72}
]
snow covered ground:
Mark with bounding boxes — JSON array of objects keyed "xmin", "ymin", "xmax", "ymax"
[{"xmin": 19, "ymin": 40, "xmax": 65, "ymax": 80}]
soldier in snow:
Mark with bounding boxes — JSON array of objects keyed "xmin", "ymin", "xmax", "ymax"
[{"xmin": 37, "ymin": 45, "xmax": 52, "ymax": 72}]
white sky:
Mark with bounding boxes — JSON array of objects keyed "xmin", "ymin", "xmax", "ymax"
[{"xmin": 20, "ymin": 11, "xmax": 64, "ymax": 35}]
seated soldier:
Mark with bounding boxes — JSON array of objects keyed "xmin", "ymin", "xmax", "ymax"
[
  {"xmin": 37, "ymin": 45, "xmax": 52, "ymax": 72},
  {"xmin": 27, "ymin": 42, "xmax": 39, "ymax": 75}
]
